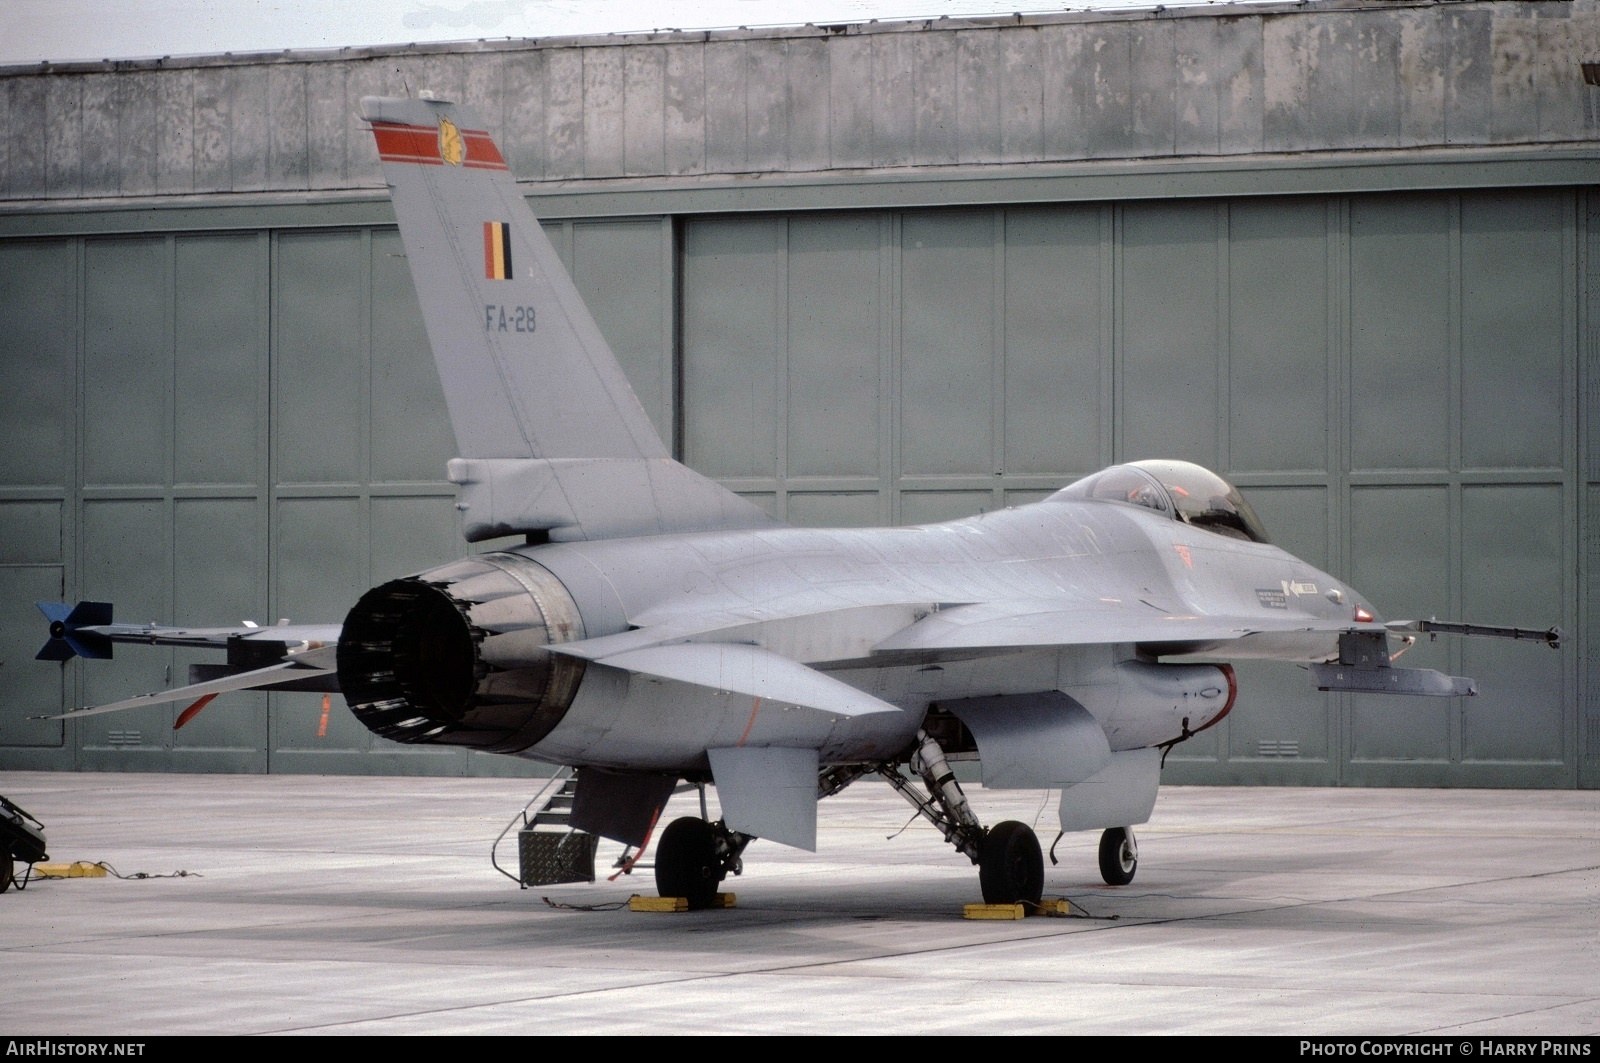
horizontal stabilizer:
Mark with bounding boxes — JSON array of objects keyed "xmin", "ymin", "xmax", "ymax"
[
  {"xmin": 594, "ymin": 643, "xmax": 901, "ymax": 719},
  {"xmin": 34, "ymin": 646, "xmax": 338, "ymax": 722},
  {"xmin": 449, "ymin": 457, "xmax": 774, "ymax": 543}
]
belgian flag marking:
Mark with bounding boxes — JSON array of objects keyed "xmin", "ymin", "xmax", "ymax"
[{"xmin": 484, "ymin": 222, "xmax": 513, "ymax": 280}]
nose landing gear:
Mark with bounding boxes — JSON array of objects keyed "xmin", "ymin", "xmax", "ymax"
[{"xmin": 1098, "ymin": 826, "xmax": 1138, "ymax": 885}]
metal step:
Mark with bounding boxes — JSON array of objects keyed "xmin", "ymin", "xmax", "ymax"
[{"xmin": 517, "ymin": 776, "xmax": 596, "ymax": 887}]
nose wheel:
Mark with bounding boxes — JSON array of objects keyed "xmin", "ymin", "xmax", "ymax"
[{"xmin": 1098, "ymin": 826, "xmax": 1138, "ymax": 885}]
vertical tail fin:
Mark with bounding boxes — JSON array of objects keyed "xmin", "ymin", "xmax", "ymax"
[{"xmin": 363, "ymin": 96, "xmax": 774, "ymax": 542}]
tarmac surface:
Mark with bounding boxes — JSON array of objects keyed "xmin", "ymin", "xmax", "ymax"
[{"xmin": 1, "ymin": 770, "xmax": 1596, "ymax": 1036}]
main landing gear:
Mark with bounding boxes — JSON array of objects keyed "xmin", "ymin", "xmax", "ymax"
[
  {"xmin": 648, "ymin": 743, "xmax": 1139, "ymax": 909},
  {"xmin": 653, "ymin": 815, "xmax": 751, "ymax": 910},
  {"xmin": 876, "ymin": 729, "xmax": 1046, "ymax": 905}
]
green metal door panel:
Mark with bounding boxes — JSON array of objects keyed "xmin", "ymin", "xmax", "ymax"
[
  {"xmin": 173, "ymin": 233, "xmax": 266, "ymax": 486},
  {"xmin": 683, "ymin": 217, "xmax": 783, "ymax": 478},
  {"xmin": 1349, "ymin": 195, "xmax": 1450, "ymax": 471},
  {"xmin": 1348, "ymin": 486, "xmax": 1452, "ymax": 762},
  {"xmin": 900, "ymin": 490, "xmax": 993, "ymax": 526},
  {"xmin": 273, "ymin": 496, "xmax": 366, "ymax": 632},
  {"xmin": 79, "ymin": 498, "xmax": 170, "ymax": 766},
  {"xmin": 1119, "ymin": 202, "xmax": 1220, "ymax": 465},
  {"xmin": 1459, "ymin": 191, "xmax": 1567, "ymax": 471},
  {"xmin": 83, "ymin": 237, "xmax": 168, "ymax": 487},
  {"xmin": 785, "ymin": 492, "xmax": 880, "ymax": 529},
  {"xmin": 786, "ymin": 215, "xmax": 882, "ymax": 478},
  {"xmin": 900, "ymin": 211, "xmax": 995, "ymax": 476},
  {"xmin": 1244, "ymin": 485, "xmax": 1330, "ymax": 570},
  {"xmin": 0, "ymin": 501, "xmax": 62, "ymax": 565},
  {"xmin": 270, "ymin": 687, "xmax": 380, "ymax": 770},
  {"xmin": 1459, "ymin": 484, "xmax": 1564, "ymax": 763},
  {"xmin": 738, "ymin": 492, "xmax": 778, "ymax": 519},
  {"xmin": 0, "ymin": 240, "xmax": 75, "ymax": 487},
  {"xmin": 0, "ymin": 565, "xmax": 66, "ymax": 748},
  {"xmin": 1227, "ymin": 660, "xmax": 1335, "ymax": 770},
  {"xmin": 275, "ymin": 230, "xmax": 365, "ymax": 485},
  {"xmin": 370, "ymin": 495, "xmax": 461, "ymax": 583},
  {"xmin": 570, "ymin": 220, "xmax": 673, "ymax": 446},
  {"xmin": 1227, "ymin": 199, "xmax": 1329, "ymax": 474},
  {"xmin": 1163, "ymin": 721, "xmax": 1222, "ymax": 766},
  {"xmin": 1003, "ymin": 489, "xmax": 1056, "ymax": 508},
  {"xmin": 272, "ymin": 495, "xmax": 365, "ymax": 754},
  {"xmin": 1586, "ymin": 487, "xmax": 1600, "ymax": 778},
  {"xmin": 171, "ymin": 496, "xmax": 266, "ymax": 762},
  {"xmin": 369, "ymin": 228, "xmax": 453, "ymax": 485},
  {"xmin": 1002, "ymin": 207, "xmax": 1105, "ymax": 476},
  {"xmin": 172, "ymin": 496, "xmax": 264, "ymax": 629}
]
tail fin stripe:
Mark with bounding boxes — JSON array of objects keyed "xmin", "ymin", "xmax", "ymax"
[{"xmin": 371, "ymin": 120, "xmax": 509, "ymax": 170}]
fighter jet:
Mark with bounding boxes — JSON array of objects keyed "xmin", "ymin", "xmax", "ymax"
[{"xmin": 34, "ymin": 96, "xmax": 1560, "ymax": 910}]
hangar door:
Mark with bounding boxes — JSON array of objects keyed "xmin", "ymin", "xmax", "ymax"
[
  {"xmin": 0, "ymin": 218, "xmax": 673, "ymax": 775},
  {"xmin": 681, "ymin": 191, "xmax": 1582, "ymax": 789}
]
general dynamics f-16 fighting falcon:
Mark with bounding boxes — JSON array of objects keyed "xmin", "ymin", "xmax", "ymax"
[{"xmin": 34, "ymin": 96, "xmax": 1561, "ymax": 910}]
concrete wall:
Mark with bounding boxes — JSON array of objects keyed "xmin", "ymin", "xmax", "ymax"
[{"xmin": 3, "ymin": 1, "xmax": 1599, "ymax": 208}]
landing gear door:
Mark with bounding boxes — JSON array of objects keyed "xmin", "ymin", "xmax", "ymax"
[
  {"xmin": 1057, "ymin": 748, "xmax": 1161, "ymax": 833},
  {"xmin": 942, "ymin": 690, "xmax": 1111, "ymax": 789}
]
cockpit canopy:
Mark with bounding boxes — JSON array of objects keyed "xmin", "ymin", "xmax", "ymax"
[{"xmin": 1052, "ymin": 460, "xmax": 1272, "ymax": 544}]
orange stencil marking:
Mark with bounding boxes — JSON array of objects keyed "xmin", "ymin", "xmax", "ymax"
[
  {"xmin": 317, "ymin": 693, "xmax": 331, "ymax": 738},
  {"xmin": 1173, "ymin": 543, "xmax": 1193, "ymax": 569},
  {"xmin": 735, "ymin": 697, "xmax": 763, "ymax": 748}
]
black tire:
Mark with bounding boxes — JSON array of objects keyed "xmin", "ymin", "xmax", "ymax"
[
  {"xmin": 654, "ymin": 817, "xmax": 723, "ymax": 910},
  {"xmin": 978, "ymin": 820, "xmax": 1044, "ymax": 905},
  {"xmin": 1098, "ymin": 826, "xmax": 1137, "ymax": 886},
  {"xmin": 0, "ymin": 854, "xmax": 13, "ymax": 894}
]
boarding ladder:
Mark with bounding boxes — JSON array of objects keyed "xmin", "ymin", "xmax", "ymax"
[{"xmin": 491, "ymin": 768, "xmax": 600, "ymax": 888}]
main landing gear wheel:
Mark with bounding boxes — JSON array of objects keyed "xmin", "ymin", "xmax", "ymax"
[
  {"xmin": 655, "ymin": 817, "xmax": 724, "ymax": 910},
  {"xmin": 1098, "ymin": 826, "xmax": 1138, "ymax": 886},
  {"xmin": 978, "ymin": 820, "xmax": 1044, "ymax": 905},
  {"xmin": 0, "ymin": 853, "xmax": 13, "ymax": 893}
]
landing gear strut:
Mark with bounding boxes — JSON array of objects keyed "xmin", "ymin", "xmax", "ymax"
[
  {"xmin": 654, "ymin": 816, "xmax": 751, "ymax": 910},
  {"xmin": 877, "ymin": 729, "xmax": 1045, "ymax": 906}
]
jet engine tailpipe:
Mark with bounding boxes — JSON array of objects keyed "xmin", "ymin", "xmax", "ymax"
[{"xmin": 337, "ymin": 553, "xmax": 586, "ymax": 753}]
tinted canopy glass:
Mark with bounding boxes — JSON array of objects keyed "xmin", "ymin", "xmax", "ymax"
[{"xmin": 1053, "ymin": 460, "xmax": 1271, "ymax": 544}]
